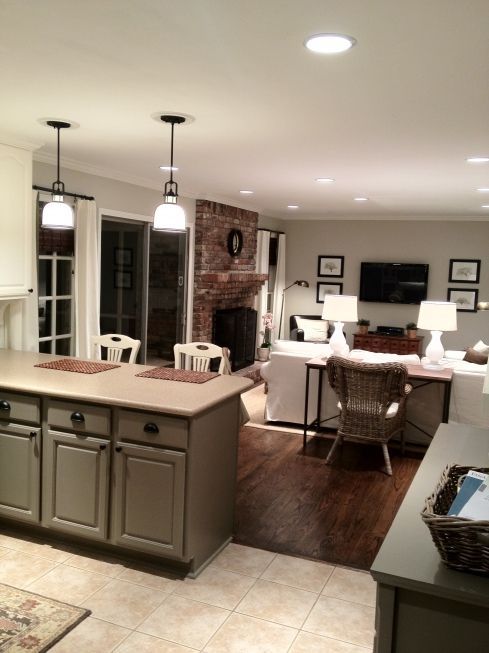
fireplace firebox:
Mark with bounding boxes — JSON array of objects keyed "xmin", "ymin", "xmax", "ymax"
[{"xmin": 213, "ymin": 307, "xmax": 257, "ymax": 371}]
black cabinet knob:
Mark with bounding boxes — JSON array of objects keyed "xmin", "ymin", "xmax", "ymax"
[
  {"xmin": 99, "ymin": 444, "xmax": 107, "ymax": 451},
  {"xmin": 0, "ymin": 400, "xmax": 11, "ymax": 411},
  {"xmin": 115, "ymin": 446, "xmax": 122, "ymax": 453},
  {"xmin": 144, "ymin": 422, "xmax": 159, "ymax": 434},
  {"xmin": 30, "ymin": 431, "xmax": 37, "ymax": 439},
  {"xmin": 70, "ymin": 412, "xmax": 85, "ymax": 423}
]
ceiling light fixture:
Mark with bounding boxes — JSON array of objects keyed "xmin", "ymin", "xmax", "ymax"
[
  {"xmin": 481, "ymin": 205, "xmax": 489, "ymax": 209},
  {"xmin": 354, "ymin": 197, "xmax": 369, "ymax": 201},
  {"xmin": 305, "ymin": 33, "xmax": 356, "ymax": 54},
  {"xmin": 477, "ymin": 188, "xmax": 489, "ymax": 192},
  {"xmin": 239, "ymin": 190, "xmax": 254, "ymax": 194},
  {"xmin": 467, "ymin": 157, "xmax": 489, "ymax": 163},
  {"xmin": 287, "ymin": 205, "xmax": 299, "ymax": 209},
  {"xmin": 315, "ymin": 177, "xmax": 335, "ymax": 183},
  {"xmin": 153, "ymin": 115, "xmax": 186, "ymax": 232},
  {"xmin": 41, "ymin": 120, "xmax": 74, "ymax": 229}
]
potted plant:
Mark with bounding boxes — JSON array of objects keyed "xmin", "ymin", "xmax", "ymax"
[
  {"xmin": 257, "ymin": 312, "xmax": 274, "ymax": 361},
  {"xmin": 357, "ymin": 318, "xmax": 370, "ymax": 335},
  {"xmin": 406, "ymin": 322, "xmax": 418, "ymax": 339}
]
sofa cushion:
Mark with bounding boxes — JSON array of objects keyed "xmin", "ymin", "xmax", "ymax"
[
  {"xmin": 295, "ymin": 317, "xmax": 329, "ymax": 342},
  {"xmin": 464, "ymin": 347, "xmax": 489, "ymax": 365},
  {"xmin": 272, "ymin": 339, "xmax": 331, "ymax": 356},
  {"xmin": 473, "ymin": 340, "xmax": 489, "ymax": 354}
]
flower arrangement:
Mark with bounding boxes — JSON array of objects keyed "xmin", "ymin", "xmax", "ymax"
[{"xmin": 260, "ymin": 312, "xmax": 275, "ymax": 348}]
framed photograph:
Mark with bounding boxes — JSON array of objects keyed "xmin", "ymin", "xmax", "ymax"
[
  {"xmin": 448, "ymin": 259, "xmax": 480, "ymax": 283},
  {"xmin": 317, "ymin": 282, "xmax": 343, "ymax": 303},
  {"xmin": 447, "ymin": 287, "xmax": 478, "ymax": 312},
  {"xmin": 114, "ymin": 247, "xmax": 133, "ymax": 267},
  {"xmin": 114, "ymin": 270, "xmax": 132, "ymax": 289},
  {"xmin": 318, "ymin": 255, "xmax": 344, "ymax": 278}
]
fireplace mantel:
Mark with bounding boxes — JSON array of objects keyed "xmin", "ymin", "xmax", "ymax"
[{"xmin": 200, "ymin": 272, "xmax": 268, "ymax": 287}]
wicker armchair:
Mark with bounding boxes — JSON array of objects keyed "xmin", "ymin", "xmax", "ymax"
[{"xmin": 326, "ymin": 356, "xmax": 412, "ymax": 475}]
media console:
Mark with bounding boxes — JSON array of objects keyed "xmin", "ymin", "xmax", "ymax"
[{"xmin": 353, "ymin": 332, "xmax": 423, "ymax": 356}]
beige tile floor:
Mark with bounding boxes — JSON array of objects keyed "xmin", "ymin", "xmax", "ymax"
[{"xmin": 0, "ymin": 531, "xmax": 376, "ymax": 652}]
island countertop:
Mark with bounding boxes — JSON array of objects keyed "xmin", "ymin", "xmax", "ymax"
[{"xmin": 0, "ymin": 349, "xmax": 253, "ymax": 417}]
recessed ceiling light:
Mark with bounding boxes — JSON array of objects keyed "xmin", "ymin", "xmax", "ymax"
[
  {"xmin": 354, "ymin": 197, "xmax": 369, "ymax": 201},
  {"xmin": 481, "ymin": 205, "xmax": 489, "ymax": 208},
  {"xmin": 304, "ymin": 33, "xmax": 356, "ymax": 54},
  {"xmin": 160, "ymin": 165, "xmax": 178, "ymax": 171},
  {"xmin": 239, "ymin": 190, "xmax": 254, "ymax": 194},
  {"xmin": 287, "ymin": 205, "xmax": 299, "ymax": 209},
  {"xmin": 315, "ymin": 177, "xmax": 335, "ymax": 183},
  {"xmin": 477, "ymin": 188, "xmax": 489, "ymax": 192},
  {"xmin": 467, "ymin": 157, "xmax": 489, "ymax": 163}
]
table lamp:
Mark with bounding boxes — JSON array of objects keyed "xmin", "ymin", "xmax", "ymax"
[
  {"xmin": 322, "ymin": 294, "xmax": 358, "ymax": 355},
  {"xmin": 417, "ymin": 301, "xmax": 457, "ymax": 369}
]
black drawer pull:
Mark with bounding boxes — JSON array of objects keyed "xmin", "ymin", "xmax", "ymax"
[
  {"xmin": 144, "ymin": 422, "xmax": 159, "ymax": 434},
  {"xmin": 99, "ymin": 444, "xmax": 107, "ymax": 451},
  {"xmin": 115, "ymin": 446, "xmax": 122, "ymax": 452},
  {"xmin": 0, "ymin": 400, "xmax": 11, "ymax": 411},
  {"xmin": 30, "ymin": 431, "xmax": 37, "ymax": 439},
  {"xmin": 70, "ymin": 412, "xmax": 85, "ymax": 423}
]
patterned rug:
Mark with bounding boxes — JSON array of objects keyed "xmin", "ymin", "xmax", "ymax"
[{"xmin": 0, "ymin": 583, "xmax": 90, "ymax": 652}]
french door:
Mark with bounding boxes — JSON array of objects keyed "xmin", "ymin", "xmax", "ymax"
[{"xmin": 100, "ymin": 217, "xmax": 187, "ymax": 365}]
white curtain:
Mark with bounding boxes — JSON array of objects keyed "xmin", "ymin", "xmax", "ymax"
[
  {"xmin": 273, "ymin": 234, "xmax": 286, "ymax": 338},
  {"xmin": 255, "ymin": 229, "xmax": 271, "ymax": 349},
  {"xmin": 75, "ymin": 200, "xmax": 100, "ymax": 358}
]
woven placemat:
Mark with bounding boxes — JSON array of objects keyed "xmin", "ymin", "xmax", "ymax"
[
  {"xmin": 35, "ymin": 359, "xmax": 121, "ymax": 374},
  {"xmin": 136, "ymin": 367, "xmax": 218, "ymax": 383}
]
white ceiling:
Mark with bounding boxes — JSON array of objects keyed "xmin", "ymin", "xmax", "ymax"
[{"xmin": 2, "ymin": 0, "xmax": 489, "ymax": 220}]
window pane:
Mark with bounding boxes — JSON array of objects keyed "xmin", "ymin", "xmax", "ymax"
[
  {"xmin": 39, "ymin": 340, "xmax": 52, "ymax": 354},
  {"xmin": 55, "ymin": 338, "xmax": 71, "ymax": 356},
  {"xmin": 39, "ymin": 300, "xmax": 52, "ymax": 338},
  {"xmin": 56, "ymin": 299, "xmax": 71, "ymax": 335},
  {"xmin": 39, "ymin": 260, "xmax": 52, "ymax": 296},
  {"xmin": 56, "ymin": 260, "xmax": 72, "ymax": 296}
]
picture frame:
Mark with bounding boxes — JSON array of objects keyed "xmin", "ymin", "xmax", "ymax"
[
  {"xmin": 317, "ymin": 282, "xmax": 343, "ymax": 303},
  {"xmin": 318, "ymin": 255, "xmax": 344, "ymax": 278},
  {"xmin": 114, "ymin": 270, "xmax": 132, "ymax": 289},
  {"xmin": 448, "ymin": 259, "xmax": 480, "ymax": 284},
  {"xmin": 114, "ymin": 247, "xmax": 133, "ymax": 267},
  {"xmin": 447, "ymin": 287, "xmax": 478, "ymax": 312}
]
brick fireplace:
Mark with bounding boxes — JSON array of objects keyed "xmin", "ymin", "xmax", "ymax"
[{"xmin": 193, "ymin": 200, "xmax": 268, "ymax": 349}]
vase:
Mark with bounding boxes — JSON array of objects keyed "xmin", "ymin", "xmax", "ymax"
[
  {"xmin": 407, "ymin": 330, "xmax": 417, "ymax": 339},
  {"xmin": 358, "ymin": 325, "xmax": 369, "ymax": 335},
  {"xmin": 257, "ymin": 347, "xmax": 270, "ymax": 362}
]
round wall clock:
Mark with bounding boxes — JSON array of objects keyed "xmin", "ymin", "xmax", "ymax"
[{"xmin": 227, "ymin": 229, "xmax": 243, "ymax": 258}]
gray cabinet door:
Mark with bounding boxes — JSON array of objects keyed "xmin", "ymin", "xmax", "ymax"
[
  {"xmin": 0, "ymin": 423, "xmax": 41, "ymax": 523},
  {"xmin": 112, "ymin": 442, "xmax": 185, "ymax": 558},
  {"xmin": 42, "ymin": 430, "xmax": 110, "ymax": 540}
]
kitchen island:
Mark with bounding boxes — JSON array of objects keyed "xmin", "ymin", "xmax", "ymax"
[{"xmin": 0, "ymin": 349, "xmax": 252, "ymax": 576}]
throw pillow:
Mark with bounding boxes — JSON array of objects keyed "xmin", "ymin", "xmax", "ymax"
[
  {"xmin": 464, "ymin": 347, "xmax": 489, "ymax": 365},
  {"xmin": 295, "ymin": 317, "xmax": 329, "ymax": 342},
  {"xmin": 473, "ymin": 340, "xmax": 489, "ymax": 354}
]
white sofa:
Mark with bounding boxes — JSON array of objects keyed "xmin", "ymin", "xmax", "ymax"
[{"xmin": 260, "ymin": 342, "xmax": 489, "ymax": 445}]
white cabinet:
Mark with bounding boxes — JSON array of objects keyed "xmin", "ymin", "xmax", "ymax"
[{"xmin": 0, "ymin": 143, "xmax": 33, "ymax": 298}]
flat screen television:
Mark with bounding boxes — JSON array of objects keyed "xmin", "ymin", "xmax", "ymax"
[{"xmin": 359, "ymin": 262, "xmax": 429, "ymax": 304}]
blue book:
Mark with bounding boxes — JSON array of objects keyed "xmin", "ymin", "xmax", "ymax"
[{"xmin": 447, "ymin": 471, "xmax": 488, "ymax": 516}]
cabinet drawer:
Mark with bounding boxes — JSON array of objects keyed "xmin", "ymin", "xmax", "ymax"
[
  {"xmin": 0, "ymin": 391, "xmax": 40, "ymax": 425},
  {"xmin": 117, "ymin": 410, "xmax": 188, "ymax": 449},
  {"xmin": 47, "ymin": 399, "xmax": 111, "ymax": 436}
]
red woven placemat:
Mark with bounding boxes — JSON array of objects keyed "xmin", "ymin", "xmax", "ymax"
[
  {"xmin": 136, "ymin": 367, "xmax": 218, "ymax": 383},
  {"xmin": 35, "ymin": 359, "xmax": 120, "ymax": 374}
]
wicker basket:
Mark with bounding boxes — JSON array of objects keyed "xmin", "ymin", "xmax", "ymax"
[{"xmin": 421, "ymin": 464, "xmax": 489, "ymax": 574}]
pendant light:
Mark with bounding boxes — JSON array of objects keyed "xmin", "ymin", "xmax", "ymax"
[
  {"xmin": 42, "ymin": 120, "xmax": 74, "ymax": 229},
  {"xmin": 153, "ymin": 115, "xmax": 186, "ymax": 232}
]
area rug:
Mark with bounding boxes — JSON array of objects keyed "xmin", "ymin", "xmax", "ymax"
[{"xmin": 0, "ymin": 583, "xmax": 90, "ymax": 652}]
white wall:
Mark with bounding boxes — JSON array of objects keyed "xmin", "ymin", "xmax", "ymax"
[{"xmin": 281, "ymin": 219, "xmax": 489, "ymax": 351}]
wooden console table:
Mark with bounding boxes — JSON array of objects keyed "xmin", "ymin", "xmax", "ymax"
[
  {"xmin": 371, "ymin": 423, "xmax": 489, "ymax": 652},
  {"xmin": 353, "ymin": 332, "xmax": 423, "ymax": 356}
]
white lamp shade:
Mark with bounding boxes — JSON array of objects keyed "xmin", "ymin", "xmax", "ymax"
[
  {"xmin": 417, "ymin": 301, "xmax": 457, "ymax": 332},
  {"xmin": 322, "ymin": 294, "xmax": 358, "ymax": 322},
  {"xmin": 42, "ymin": 198, "xmax": 74, "ymax": 229},
  {"xmin": 153, "ymin": 201, "xmax": 186, "ymax": 232}
]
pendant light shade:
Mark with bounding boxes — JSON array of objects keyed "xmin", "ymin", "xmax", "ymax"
[
  {"xmin": 42, "ymin": 120, "xmax": 74, "ymax": 230},
  {"xmin": 153, "ymin": 115, "xmax": 186, "ymax": 232}
]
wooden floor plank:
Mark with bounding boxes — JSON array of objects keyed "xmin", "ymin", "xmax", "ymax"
[{"xmin": 234, "ymin": 426, "xmax": 423, "ymax": 570}]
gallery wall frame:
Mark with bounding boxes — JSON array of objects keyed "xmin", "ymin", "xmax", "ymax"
[
  {"xmin": 317, "ymin": 282, "xmax": 343, "ymax": 303},
  {"xmin": 318, "ymin": 255, "xmax": 344, "ymax": 278},
  {"xmin": 448, "ymin": 259, "xmax": 480, "ymax": 284},
  {"xmin": 447, "ymin": 287, "xmax": 478, "ymax": 312}
]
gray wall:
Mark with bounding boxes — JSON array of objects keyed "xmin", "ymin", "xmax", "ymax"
[{"xmin": 281, "ymin": 219, "xmax": 489, "ymax": 351}]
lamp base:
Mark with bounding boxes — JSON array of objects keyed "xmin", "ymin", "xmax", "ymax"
[{"xmin": 421, "ymin": 361, "xmax": 446, "ymax": 371}]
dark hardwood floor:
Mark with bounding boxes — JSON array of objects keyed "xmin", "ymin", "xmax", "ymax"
[{"xmin": 234, "ymin": 425, "xmax": 423, "ymax": 570}]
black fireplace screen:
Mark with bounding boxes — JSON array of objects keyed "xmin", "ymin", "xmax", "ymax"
[{"xmin": 213, "ymin": 307, "xmax": 257, "ymax": 371}]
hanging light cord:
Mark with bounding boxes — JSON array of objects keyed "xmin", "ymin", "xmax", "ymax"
[{"xmin": 169, "ymin": 120, "xmax": 175, "ymax": 186}]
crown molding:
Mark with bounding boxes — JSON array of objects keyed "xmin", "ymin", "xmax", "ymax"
[{"xmin": 0, "ymin": 133, "xmax": 43, "ymax": 151}]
